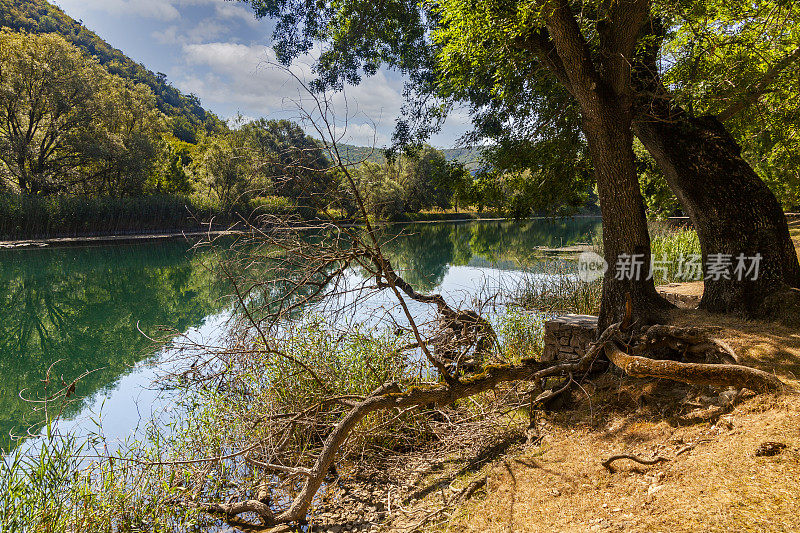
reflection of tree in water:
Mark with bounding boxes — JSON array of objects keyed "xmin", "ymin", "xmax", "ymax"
[
  {"xmin": 380, "ymin": 225, "xmax": 458, "ymax": 291},
  {"xmin": 381, "ymin": 218, "xmax": 602, "ymax": 288},
  {"xmin": 227, "ymin": 239, "xmax": 346, "ymax": 324},
  {"xmin": 468, "ymin": 219, "xmax": 601, "ymax": 263},
  {"xmin": 0, "ymin": 219, "xmax": 602, "ymax": 448},
  {"xmin": 0, "ymin": 243, "xmax": 227, "ymax": 448}
]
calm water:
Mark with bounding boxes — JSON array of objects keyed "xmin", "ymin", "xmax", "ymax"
[{"xmin": 0, "ymin": 218, "xmax": 600, "ymax": 447}]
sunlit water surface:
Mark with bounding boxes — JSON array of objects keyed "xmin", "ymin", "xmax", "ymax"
[{"xmin": 0, "ymin": 218, "xmax": 601, "ymax": 449}]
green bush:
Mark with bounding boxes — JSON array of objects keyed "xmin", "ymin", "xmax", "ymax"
[
  {"xmin": 649, "ymin": 223, "xmax": 702, "ymax": 284},
  {"xmin": 249, "ymin": 195, "xmax": 294, "ymax": 215}
]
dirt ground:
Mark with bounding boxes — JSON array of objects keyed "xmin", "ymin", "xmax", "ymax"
[
  {"xmin": 383, "ymin": 310, "xmax": 800, "ymax": 532},
  {"xmin": 426, "ymin": 393, "xmax": 800, "ymax": 532},
  {"xmin": 376, "ymin": 222, "xmax": 800, "ymax": 533}
]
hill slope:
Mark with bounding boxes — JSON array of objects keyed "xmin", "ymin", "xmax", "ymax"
[
  {"xmin": 338, "ymin": 143, "xmax": 483, "ymax": 169},
  {"xmin": 0, "ymin": 0, "xmax": 219, "ymax": 142}
]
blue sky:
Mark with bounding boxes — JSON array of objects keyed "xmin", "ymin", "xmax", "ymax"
[{"xmin": 51, "ymin": 0, "xmax": 471, "ymax": 147}]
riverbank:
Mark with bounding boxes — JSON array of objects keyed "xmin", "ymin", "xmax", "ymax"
[
  {"xmin": 402, "ymin": 220, "xmax": 800, "ymax": 532},
  {"xmin": 5, "ymin": 220, "xmax": 797, "ymax": 531},
  {"xmin": 283, "ymin": 306, "xmax": 800, "ymax": 533},
  {"xmin": 392, "ymin": 308, "xmax": 800, "ymax": 533},
  {"xmin": 0, "ymin": 214, "xmax": 602, "ymax": 249},
  {"xmin": 0, "ymin": 229, "xmax": 240, "ymax": 249}
]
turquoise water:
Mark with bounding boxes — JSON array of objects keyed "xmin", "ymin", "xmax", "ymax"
[{"xmin": 0, "ymin": 218, "xmax": 601, "ymax": 447}]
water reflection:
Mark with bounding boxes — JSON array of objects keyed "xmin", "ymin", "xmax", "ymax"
[
  {"xmin": 0, "ymin": 242, "xmax": 228, "ymax": 447},
  {"xmin": 381, "ymin": 218, "xmax": 600, "ymax": 291},
  {"xmin": 0, "ymin": 218, "xmax": 600, "ymax": 448}
]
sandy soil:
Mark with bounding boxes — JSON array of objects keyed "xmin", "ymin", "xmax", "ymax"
[{"xmin": 380, "ymin": 225, "xmax": 800, "ymax": 533}]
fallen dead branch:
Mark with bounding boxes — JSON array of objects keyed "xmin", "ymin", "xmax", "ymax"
[
  {"xmin": 604, "ymin": 342, "xmax": 786, "ymax": 393},
  {"xmin": 193, "ymin": 315, "xmax": 794, "ymax": 527},
  {"xmin": 602, "ymin": 453, "xmax": 670, "ymax": 473}
]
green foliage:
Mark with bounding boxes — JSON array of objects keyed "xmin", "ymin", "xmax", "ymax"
[
  {"xmin": 399, "ymin": 145, "xmax": 470, "ymax": 211},
  {"xmin": 495, "ymin": 309, "xmax": 544, "ymax": 363},
  {"xmin": 147, "ymin": 138, "xmax": 195, "ymax": 195},
  {"xmin": 0, "ymin": 0, "xmax": 218, "ymax": 137},
  {"xmin": 634, "ymin": 141, "xmax": 682, "ymax": 219},
  {"xmin": 349, "ymin": 145, "xmax": 474, "ymax": 219},
  {"xmin": 649, "ymin": 224, "xmax": 702, "ymax": 284},
  {"xmin": 656, "ymin": 1, "xmax": 800, "ymax": 211},
  {"xmin": 245, "ymin": 0, "xmax": 800, "ymax": 218},
  {"xmin": 195, "ymin": 132, "xmax": 259, "ymax": 209},
  {"xmin": 239, "ymin": 118, "xmax": 331, "ymax": 203},
  {"xmin": 0, "ymin": 30, "xmax": 166, "ymax": 196},
  {"xmin": 0, "ymin": 427, "xmax": 204, "ymax": 531}
]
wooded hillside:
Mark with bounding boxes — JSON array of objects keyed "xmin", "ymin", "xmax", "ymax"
[{"xmin": 0, "ymin": 0, "xmax": 223, "ymax": 142}]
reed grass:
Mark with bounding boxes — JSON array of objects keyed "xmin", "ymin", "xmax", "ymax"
[
  {"xmin": 0, "ymin": 308, "xmax": 549, "ymax": 531},
  {"xmin": 514, "ymin": 223, "xmax": 702, "ymax": 314},
  {"xmin": 514, "ymin": 260, "xmax": 604, "ymax": 316},
  {"xmin": 0, "ymin": 194, "xmax": 317, "ymax": 240},
  {"xmin": 649, "ymin": 223, "xmax": 702, "ymax": 284}
]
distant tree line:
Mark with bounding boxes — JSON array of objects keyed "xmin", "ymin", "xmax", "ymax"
[
  {"xmin": 0, "ymin": 0, "xmax": 222, "ymax": 143},
  {"xmin": 0, "ymin": 30, "xmax": 489, "ymax": 237}
]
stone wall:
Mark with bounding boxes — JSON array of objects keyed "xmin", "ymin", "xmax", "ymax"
[{"xmin": 542, "ymin": 314, "xmax": 598, "ymax": 362}]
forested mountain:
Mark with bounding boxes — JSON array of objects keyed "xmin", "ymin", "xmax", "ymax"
[
  {"xmin": 0, "ymin": 0, "xmax": 222, "ymax": 142},
  {"xmin": 338, "ymin": 144, "xmax": 482, "ymax": 169}
]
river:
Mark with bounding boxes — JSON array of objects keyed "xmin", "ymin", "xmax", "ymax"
[{"xmin": 0, "ymin": 218, "xmax": 601, "ymax": 449}]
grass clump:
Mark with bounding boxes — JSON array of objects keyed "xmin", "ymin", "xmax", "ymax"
[
  {"xmin": 0, "ymin": 428, "xmax": 204, "ymax": 532},
  {"xmin": 514, "ymin": 260, "xmax": 603, "ymax": 315},
  {"xmin": 494, "ymin": 309, "xmax": 546, "ymax": 363},
  {"xmin": 514, "ymin": 224, "xmax": 702, "ymax": 315},
  {"xmin": 649, "ymin": 223, "xmax": 702, "ymax": 284}
]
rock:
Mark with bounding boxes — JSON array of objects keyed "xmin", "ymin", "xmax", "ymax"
[
  {"xmin": 544, "ymin": 315, "xmax": 598, "ymax": 361},
  {"xmin": 755, "ymin": 441, "xmax": 787, "ymax": 457}
]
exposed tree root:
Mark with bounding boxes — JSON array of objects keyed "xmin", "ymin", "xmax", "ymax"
[
  {"xmin": 633, "ymin": 324, "xmax": 738, "ymax": 364},
  {"xmin": 193, "ymin": 318, "xmax": 792, "ymax": 527},
  {"xmin": 604, "ymin": 342, "xmax": 787, "ymax": 393},
  {"xmin": 602, "ymin": 453, "xmax": 670, "ymax": 473}
]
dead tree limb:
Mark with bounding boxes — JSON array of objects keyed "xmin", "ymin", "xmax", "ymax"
[
  {"xmin": 604, "ymin": 342, "xmax": 787, "ymax": 393},
  {"xmin": 602, "ymin": 454, "xmax": 669, "ymax": 473},
  {"xmin": 194, "ymin": 331, "xmax": 615, "ymax": 526}
]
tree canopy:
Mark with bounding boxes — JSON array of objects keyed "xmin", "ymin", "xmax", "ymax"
[
  {"xmin": 0, "ymin": 0, "xmax": 224, "ymax": 142},
  {"xmin": 0, "ymin": 30, "xmax": 166, "ymax": 196}
]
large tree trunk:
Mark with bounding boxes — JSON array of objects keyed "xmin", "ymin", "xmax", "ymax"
[
  {"xmin": 585, "ymin": 108, "xmax": 670, "ymax": 329},
  {"xmin": 540, "ymin": 0, "xmax": 670, "ymax": 330},
  {"xmin": 633, "ymin": 105, "xmax": 800, "ymax": 315}
]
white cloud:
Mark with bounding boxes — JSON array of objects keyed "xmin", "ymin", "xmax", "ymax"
[
  {"xmin": 214, "ymin": 3, "xmax": 261, "ymax": 27},
  {"xmin": 56, "ymin": 0, "xmax": 182, "ymax": 21},
  {"xmin": 187, "ymin": 19, "xmax": 231, "ymax": 43},
  {"xmin": 332, "ymin": 123, "xmax": 389, "ymax": 147},
  {"xmin": 176, "ymin": 41, "xmax": 403, "ymax": 144},
  {"xmin": 152, "ymin": 25, "xmax": 180, "ymax": 45},
  {"xmin": 56, "ymin": 0, "xmax": 244, "ymax": 23}
]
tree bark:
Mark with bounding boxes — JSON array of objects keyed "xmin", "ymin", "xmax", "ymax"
[
  {"xmin": 543, "ymin": 0, "xmax": 670, "ymax": 329},
  {"xmin": 633, "ymin": 105, "xmax": 800, "ymax": 315},
  {"xmin": 585, "ymin": 106, "xmax": 670, "ymax": 329}
]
